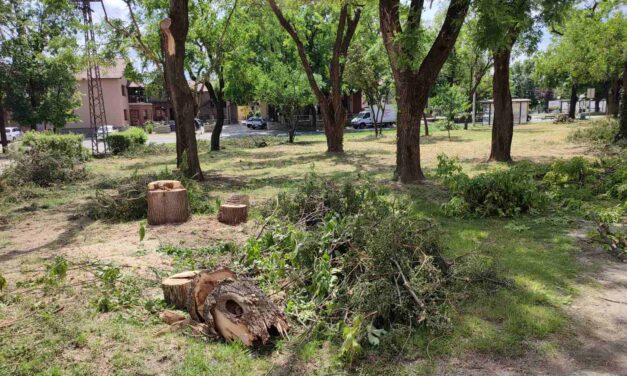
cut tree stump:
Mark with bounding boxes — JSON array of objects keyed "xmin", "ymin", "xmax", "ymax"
[
  {"xmin": 147, "ymin": 180, "xmax": 189, "ymax": 225},
  {"xmin": 207, "ymin": 279, "xmax": 289, "ymax": 346},
  {"xmin": 162, "ymin": 271, "xmax": 198, "ymax": 310},
  {"xmin": 186, "ymin": 268, "xmax": 236, "ymax": 322},
  {"xmin": 218, "ymin": 204, "xmax": 248, "ymax": 225}
]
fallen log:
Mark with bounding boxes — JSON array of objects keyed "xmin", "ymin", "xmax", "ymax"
[
  {"xmin": 207, "ymin": 279, "xmax": 289, "ymax": 346},
  {"xmin": 147, "ymin": 180, "xmax": 189, "ymax": 225},
  {"xmin": 161, "ymin": 268, "xmax": 289, "ymax": 346},
  {"xmin": 186, "ymin": 268, "xmax": 236, "ymax": 322}
]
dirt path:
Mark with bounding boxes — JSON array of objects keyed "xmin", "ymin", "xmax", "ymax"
[{"xmin": 433, "ymin": 232, "xmax": 627, "ymax": 375}]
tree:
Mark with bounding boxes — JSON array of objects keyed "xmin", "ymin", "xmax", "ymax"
[
  {"xmin": 430, "ymin": 85, "xmax": 468, "ymax": 141},
  {"xmin": 379, "ymin": 0, "xmax": 471, "ymax": 182},
  {"xmin": 344, "ymin": 26, "xmax": 393, "ymax": 137},
  {"xmin": 256, "ymin": 63, "xmax": 314, "ymax": 143},
  {"xmin": 474, "ymin": 0, "xmax": 572, "ymax": 162},
  {"xmin": 511, "ymin": 60, "xmax": 538, "ymax": 108},
  {"xmin": 160, "ymin": 0, "xmax": 203, "ymax": 180},
  {"xmin": 0, "ymin": 0, "xmax": 81, "ymax": 132},
  {"xmin": 535, "ymin": 5, "xmax": 626, "ymax": 120},
  {"xmin": 102, "ymin": 0, "xmax": 203, "ymax": 177},
  {"xmin": 188, "ymin": 0, "xmax": 238, "ymax": 151},
  {"xmin": 268, "ymin": 0, "xmax": 362, "ymax": 153}
]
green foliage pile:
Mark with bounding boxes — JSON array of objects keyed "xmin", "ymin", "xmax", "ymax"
[
  {"xmin": 86, "ymin": 169, "xmax": 216, "ymax": 222},
  {"xmin": 1, "ymin": 132, "xmax": 89, "ymax": 187},
  {"xmin": 143, "ymin": 121, "xmax": 156, "ymax": 134},
  {"xmin": 437, "ymin": 155, "xmax": 545, "ymax": 217},
  {"xmin": 568, "ymin": 118, "xmax": 619, "ymax": 146},
  {"xmin": 106, "ymin": 128, "xmax": 148, "ymax": 155},
  {"xmin": 242, "ymin": 175, "xmax": 499, "ymax": 360}
]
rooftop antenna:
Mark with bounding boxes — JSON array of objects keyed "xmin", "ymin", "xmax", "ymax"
[{"xmin": 75, "ymin": 0, "xmax": 108, "ymax": 156}]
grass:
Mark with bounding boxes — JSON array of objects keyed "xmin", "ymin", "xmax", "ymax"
[{"xmin": 0, "ymin": 120, "xmax": 617, "ymax": 375}]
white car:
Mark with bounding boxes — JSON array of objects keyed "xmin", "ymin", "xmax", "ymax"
[
  {"xmin": 96, "ymin": 125, "xmax": 118, "ymax": 140},
  {"xmin": 5, "ymin": 127, "xmax": 23, "ymax": 141}
]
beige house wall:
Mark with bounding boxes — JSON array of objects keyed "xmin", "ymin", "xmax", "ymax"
[{"xmin": 66, "ymin": 78, "xmax": 130, "ymax": 129}]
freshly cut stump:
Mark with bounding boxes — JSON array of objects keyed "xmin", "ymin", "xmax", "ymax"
[
  {"xmin": 162, "ymin": 271, "xmax": 198, "ymax": 310},
  {"xmin": 186, "ymin": 268, "xmax": 236, "ymax": 323},
  {"xmin": 218, "ymin": 204, "xmax": 248, "ymax": 225},
  {"xmin": 226, "ymin": 194, "xmax": 250, "ymax": 206},
  {"xmin": 207, "ymin": 280, "xmax": 289, "ymax": 346},
  {"xmin": 147, "ymin": 180, "xmax": 189, "ymax": 225}
]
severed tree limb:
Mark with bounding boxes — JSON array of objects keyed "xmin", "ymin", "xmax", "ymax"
[{"xmin": 392, "ymin": 259, "xmax": 425, "ymax": 310}]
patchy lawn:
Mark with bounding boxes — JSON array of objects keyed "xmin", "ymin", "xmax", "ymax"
[{"xmin": 1, "ymin": 121, "xmax": 625, "ymax": 375}]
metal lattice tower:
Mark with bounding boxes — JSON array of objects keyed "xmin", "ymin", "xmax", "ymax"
[{"xmin": 76, "ymin": 0, "xmax": 108, "ymax": 155}]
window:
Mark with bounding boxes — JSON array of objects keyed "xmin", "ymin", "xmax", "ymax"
[
  {"xmin": 144, "ymin": 110, "xmax": 148, "ymax": 120},
  {"xmin": 121, "ymin": 85, "xmax": 126, "ymax": 96},
  {"xmin": 124, "ymin": 109, "xmax": 128, "ymax": 121}
]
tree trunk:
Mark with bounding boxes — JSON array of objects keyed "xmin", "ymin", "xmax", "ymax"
[
  {"xmin": 568, "ymin": 83, "xmax": 578, "ymax": 119},
  {"xmin": 395, "ymin": 80, "xmax": 427, "ymax": 182},
  {"xmin": 147, "ymin": 180, "xmax": 190, "ymax": 225},
  {"xmin": 0, "ymin": 103, "xmax": 7, "ymax": 153},
  {"xmin": 380, "ymin": 0, "xmax": 469, "ymax": 183},
  {"xmin": 607, "ymin": 78, "xmax": 620, "ymax": 117},
  {"xmin": 160, "ymin": 1, "xmax": 204, "ymax": 180},
  {"xmin": 210, "ymin": 97, "xmax": 225, "ymax": 151},
  {"xmin": 489, "ymin": 48, "xmax": 514, "ymax": 162},
  {"xmin": 423, "ymin": 112, "xmax": 429, "ymax": 136},
  {"xmin": 186, "ymin": 268, "xmax": 236, "ymax": 322},
  {"xmin": 208, "ymin": 279, "xmax": 289, "ymax": 346},
  {"xmin": 320, "ymin": 103, "xmax": 345, "ymax": 152},
  {"xmin": 615, "ymin": 63, "xmax": 627, "ymax": 141}
]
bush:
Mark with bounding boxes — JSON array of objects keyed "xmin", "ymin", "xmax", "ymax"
[
  {"xmin": 106, "ymin": 127, "xmax": 148, "ymax": 155},
  {"xmin": 553, "ymin": 114, "xmax": 574, "ymax": 124},
  {"xmin": 436, "ymin": 154, "xmax": 545, "ymax": 217},
  {"xmin": 143, "ymin": 121, "xmax": 155, "ymax": 134},
  {"xmin": 568, "ymin": 118, "xmax": 619, "ymax": 146},
  {"xmin": 3, "ymin": 132, "xmax": 89, "ymax": 186}
]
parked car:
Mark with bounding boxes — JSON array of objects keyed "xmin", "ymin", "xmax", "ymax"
[
  {"xmin": 5, "ymin": 127, "xmax": 23, "ymax": 141},
  {"xmin": 245, "ymin": 117, "xmax": 267, "ymax": 130},
  {"xmin": 96, "ymin": 125, "xmax": 118, "ymax": 140},
  {"xmin": 169, "ymin": 119, "xmax": 202, "ymax": 132},
  {"xmin": 350, "ymin": 106, "xmax": 396, "ymax": 129}
]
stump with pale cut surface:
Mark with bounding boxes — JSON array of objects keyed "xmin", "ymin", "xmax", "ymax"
[
  {"xmin": 218, "ymin": 203, "xmax": 248, "ymax": 225},
  {"xmin": 161, "ymin": 270, "xmax": 198, "ymax": 310},
  {"xmin": 147, "ymin": 180, "xmax": 189, "ymax": 225}
]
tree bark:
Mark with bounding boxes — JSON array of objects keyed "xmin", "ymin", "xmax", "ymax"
[
  {"xmin": 568, "ymin": 82, "xmax": 578, "ymax": 119},
  {"xmin": 205, "ymin": 79, "xmax": 225, "ymax": 151},
  {"xmin": 615, "ymin": 63, "xmax": 627, "ymax": 141},
  {"xmin": 147, "ymin": 180, "xmax": 190, "ymax": 225},
  {"xmin": 423, "ymin": 112, "xmax": 429, "ymax": 136},
  {"xmin": 380, "ymin": 0, "xmax": 470, "ymax": 183},
  {"xmin": 607, "ymin": 77, "xmax": 620, "ymax": 117},
  {"xmin": 488, "ymin": 48, "xmax": 514, "ymax": 162},
  {"xmin": 160, "ymin": 0, "xmax": 204, "ymax": 180},
  {"xmin": 0, "ymin": 103, "xmax": 7, "ymax": 153},
  {"xmin": 162, "ymin": 271, "xmax": 198, "ymax": 310},
  {"xmin": 218, "ymin": 204, "xmax": 248, "ymax": 225}
]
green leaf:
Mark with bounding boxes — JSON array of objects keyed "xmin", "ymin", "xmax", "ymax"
[{"xmin": 139, "ymin": 221, "xmax": 146, "ymax": 242}]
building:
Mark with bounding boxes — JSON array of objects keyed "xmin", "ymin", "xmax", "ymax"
[
  {"xmin": 66, "ymin": 58, "xmax": 131, "ymax": 133},
  {"xmin": 480, "ymin": 99, "xmax": 531, "ymax": 125}
]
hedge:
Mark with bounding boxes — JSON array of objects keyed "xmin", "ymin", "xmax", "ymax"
[{"xmin": 106, "ymin": 127, "xmax": 148, "ymax": 155}]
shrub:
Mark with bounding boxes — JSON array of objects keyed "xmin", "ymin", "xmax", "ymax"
[
  {"xmin": 436, "ymin": 154, "xmax": 545, "ymax": 217},
  {"xmin": 106, "ymin": 127, "xmax": 148, "ymax": 155},
  {"xmin": 3, "ymin": 132, "xmax": 89, "ymax": 186},
  {"xmin": 568, "ymin": 118, "xmax": 619, "ymax": 145},
  {"xmin": 143, "ymin": 121, "xmax": 155, "ymax": 134},
  {"xmin": 553, "ymin": 114, "xmax": 574, "ymax": 124}
]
